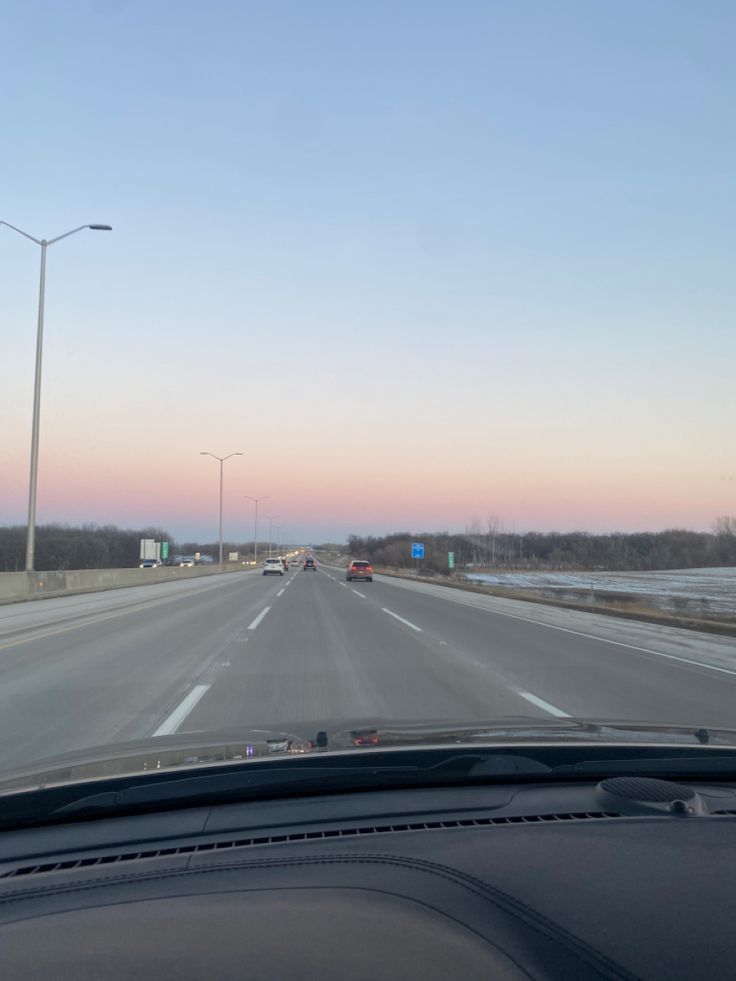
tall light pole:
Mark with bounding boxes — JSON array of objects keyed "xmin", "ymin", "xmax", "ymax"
[
  {"xmin": 200, "ymin": 451, "xmax": 243, "ymax": 566},
  {"xmin": 245, "ymin": 495, "xmax": 268, "ymax": 565},
  {"xmin": 263, "ymin": 514, "xmax": 280, "ymax": 558},
  {"xmin": 1, "ymin": 220, "xmax": 112, "ymax": 571}
]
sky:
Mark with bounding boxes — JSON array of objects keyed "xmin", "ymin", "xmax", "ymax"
[{"xmin": 2, "ymin": 0, "xmax": 735, "ymax": 545}]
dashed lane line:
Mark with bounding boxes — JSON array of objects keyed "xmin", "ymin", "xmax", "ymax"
[
  {"xmin": 248, "ymin": 606, "xmax": 271, "ymax": 630},
  {"xmin": 152, "ymin": 684, "xmax": 211, "ymax": 736},
  {"xmin": 382, "ymin": 608, "xmax": 423, "ymax": 632},
  {"xmin": 513, "ymin": 690, "xmax": 571, "ymax": 718}
]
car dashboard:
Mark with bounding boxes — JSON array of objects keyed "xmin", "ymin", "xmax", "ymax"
[{"xmin": 1, "ymin": 774, "xmax": 735, "ymax": 979}]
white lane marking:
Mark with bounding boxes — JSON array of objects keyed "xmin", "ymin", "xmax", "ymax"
[
  {"xmin": 352, "ymin": 589, "xmax": 366, "ymax": 598},
  {"xmin": 514, "ymin": 690, "xmax": 570, "ymax": 718},
  {"xmin": 480, "ymin": 608, "xmax": 736, "ymax": 678},
  {"xmin": 339, "ymin": 582, "xmax": 348, "ymax": 588},
  {"xmin": 392, "ymin": 580, "xmax": 736, "ymax": 679},
  {"xmin": 153, "ymin": 684, "xmax": 211, "ymax": 736},
  {"xmin": 382, "ymin": 608, "xmax": 423, "ymax": 632},
  {"xmin": 277, "ymin": 588, "xmax": 285, "ymax": 597},
  {"xmin": 248, "ymin": 606, "xmax": 271, "ymax": 630}
]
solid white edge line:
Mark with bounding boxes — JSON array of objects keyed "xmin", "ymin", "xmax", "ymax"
[
  {"xmin": 515, "ymin": 690, "xmax": 570, "ymax": 718},
  {"xmin": 382, "ymin": 608, "xmax": 423, "ymax": 632},
  {"xmin": 248, "ymin": 606, "xmax": 271, "ymax": 630},
  {"xmin": 277, "ymin": 588, "xmax": 284, "ymax": 597},
  {"xmin": 153, "ymin": 684, "xmax": 211, "ymax": 736},
  {"xmin": 401, "ymin": 582, "xmax": 736, "ymax": 678}
]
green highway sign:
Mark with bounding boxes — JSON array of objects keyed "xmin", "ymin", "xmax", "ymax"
[
  {"xmin": 448, "ymin": 551, "xmax": 455, "ymax": 569},
  {"xmin": 161, "ymin": 541, "xmax": 169, "ymax": 559}
]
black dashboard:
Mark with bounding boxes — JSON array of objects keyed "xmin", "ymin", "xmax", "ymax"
[{"xmin": 1, "ymin": 778, "xmax": 735, "ymax": 979}]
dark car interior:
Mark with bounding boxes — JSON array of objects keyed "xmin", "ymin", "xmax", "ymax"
[{"xmin": 2, "ymin": 748, "xmax": 736, "ymax": 979}]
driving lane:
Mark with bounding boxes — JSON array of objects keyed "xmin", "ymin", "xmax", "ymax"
[
  {"xmin": 2, "ymin": 562, "xmax": 736, "ymax": 773},
  {"xmin": 181, "ymin": 564, "xmax": 539, "ymax": 733},
  {"xmin": 179, "ymin": 564, "xmax": 736, "ymax": 738},
  {"xmin": 0, "ymin": 570, "xmax": 274, "ymax": 770}
]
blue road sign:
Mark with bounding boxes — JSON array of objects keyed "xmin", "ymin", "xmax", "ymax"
[{"xmin": 411, "ymin": 542, "xmax": 425, "ymax": 559}]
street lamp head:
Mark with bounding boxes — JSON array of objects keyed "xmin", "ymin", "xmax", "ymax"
[{"xmin": 88, "ymin": 225, "xmax": 112, "ymax": 231}]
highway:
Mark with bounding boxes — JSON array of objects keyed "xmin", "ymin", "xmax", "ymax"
[{"xmin": 0, "ymin": 563, "xmax": 735, "ymax": 772}]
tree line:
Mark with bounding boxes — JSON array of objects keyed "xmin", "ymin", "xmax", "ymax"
[
  {"xmin": 2, "ymin": 519, "xmax": 735, "ymax": 573},
  {"xmin": 0, "ymin": 524, "xmax": 181, "ymax": 572},
  {"xmin": 348, "ymin": 517, "xmax": 736, "ymax": 573},
  {"xmin": 0, "ymin": 525, "xmax": 283, "ymax": 572}
]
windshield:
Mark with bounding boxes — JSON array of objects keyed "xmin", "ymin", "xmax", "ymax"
[{"xmin": 1, "ymin": 1, "xmax": 735, "ymax": 789}]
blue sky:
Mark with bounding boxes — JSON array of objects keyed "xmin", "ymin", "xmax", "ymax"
[{"xmin": 2, "ymin": 1, "xmax": 735, "ymax": 542}]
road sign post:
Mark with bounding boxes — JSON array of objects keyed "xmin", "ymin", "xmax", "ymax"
[
  {"xmin": 448, "ymin": 551, "xmax": 455, "ymax": 570},
  {"xmin": 161, "ymin": 541, "xmax": 169, "ymax": 561},
  {"xmin": 411, "ymin": 542, "xmax": 424, "ymax": 572}
]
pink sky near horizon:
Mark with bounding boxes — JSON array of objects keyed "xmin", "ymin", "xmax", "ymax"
[{"xmin": 1, "ymin": 393, "xmax": 732, "ymax": 542}]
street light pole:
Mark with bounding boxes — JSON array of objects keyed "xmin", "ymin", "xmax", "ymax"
[
  {"xmin": 264, "ymin": 514, "xmax": 280, "ymax": 558},
  {"xmin": 200, "ymin": 451, "xmax": 243, "ymax": 566},
  {"xmin": 27, "ymin": 241, "xmax": 47, "ymax": 574},
  {"xmin": 1, "ymin": 221, "xmax": 112, "ymax": 571},
  {"xmin": 245, "ymin": 495, "xmax": 268, "ymax": 565}
]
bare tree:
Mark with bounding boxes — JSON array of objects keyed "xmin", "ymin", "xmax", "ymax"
[
  {"xmin": 465, "ymin": 518, "xmax": 483, "ymax": 565},
  {"xmin": 713, "ymin": 516, "xmax": 736, "ymax": 536},
  {"xmin": 486, "ymin": 515, "xmax": 502, "ymax": 566}
]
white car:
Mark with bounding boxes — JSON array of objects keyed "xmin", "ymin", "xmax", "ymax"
[
  {"xmin": 178, "ymin": 557, "xmax": 195, "ymax": 567},
  {"xmin": 263, "ymin": 558, "xmax": 285, "ymax": 576},
  {"xmin": 139, "ymin": 559, "xmax": 162, "ymax": 569}
]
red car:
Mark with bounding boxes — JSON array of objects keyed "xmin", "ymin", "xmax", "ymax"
[
  {"xmin": 346, "ymin": 560, "xmax": 373, "ymax": 582},
  {"xmin": 303, "ymin": 557, "xmax": 317, "ymax": 571}
]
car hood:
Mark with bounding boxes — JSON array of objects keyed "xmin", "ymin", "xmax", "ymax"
[{"xmin": 0, "ymin": 715, "xmax": 730, "ymax": 793}]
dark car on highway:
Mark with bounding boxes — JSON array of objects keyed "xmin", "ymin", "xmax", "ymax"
[
  {"xmin": 303, "ymin": 556, "xmax": 316, "ymax": 571},
  {"xmin": 346, "ymin": 560, "xmax": 373, "ymax": 582}
]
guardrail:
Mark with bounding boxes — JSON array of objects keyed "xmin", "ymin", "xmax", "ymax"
[{"xmin": 0, "ymin": 564, "xmax": 249, "ymax": 605}]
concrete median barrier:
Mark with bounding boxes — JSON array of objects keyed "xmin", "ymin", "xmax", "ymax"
[{"xmin": 0, "ymin": 565, "xmax": 247, "ymax": 604}]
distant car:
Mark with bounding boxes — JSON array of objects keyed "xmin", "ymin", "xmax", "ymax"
[
  {"xmin": 347, "ymin": 561, "xmax": 373, "ymax": 582},
  {"xmin": 303, "ymin": 557, "xmax": 316, "ymax": 571},
  {"xmin": 282, "ymin": 557, "xmax": 290, "ymax": 571},
  {"xmin": 139, "ymin": 559, "xmax": 162, "ymax": 569},
  {"xmin": 263, "ymin": 558, "xmax": 285, "ymax": 576},
  {"xmin": 178, "ymin": 557, "xmax": 195, "ymax": 567}
]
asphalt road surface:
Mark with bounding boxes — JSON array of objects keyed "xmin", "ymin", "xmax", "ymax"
[{"xmin": 0, "ymin": 564, "xmax": 735, "ymax": 772}]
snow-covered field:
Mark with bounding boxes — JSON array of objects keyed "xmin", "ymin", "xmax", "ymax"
[{"xmin": 462, "ymin": 567, "xmax": 736, "ymax": 617}]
